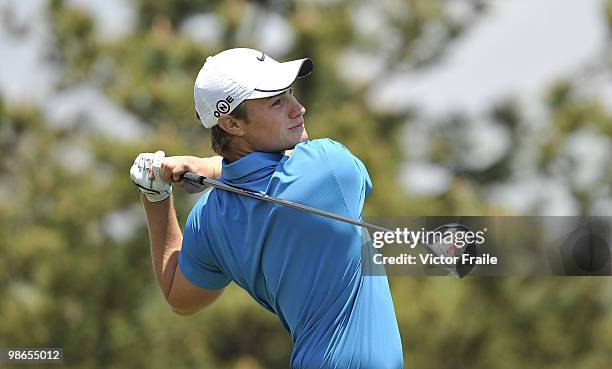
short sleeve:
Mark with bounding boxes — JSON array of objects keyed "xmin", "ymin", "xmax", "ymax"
[
  {"xmin": 178, "ymin": 197, "xmax": 231, "ymax": 290},
  {"xmin": 320, "ymin": 139, "xmax": 372, "ymax": 218}
]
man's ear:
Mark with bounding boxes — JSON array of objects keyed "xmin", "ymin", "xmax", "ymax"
[{"xmin": 217, "ymin": 115, "xmax": 245, "ymax": 136}]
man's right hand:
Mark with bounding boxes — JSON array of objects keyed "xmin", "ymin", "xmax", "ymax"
[
  {"xmin": 159, "ymin": 156, "xmax": 201, "ymax": 184},
  {"xmin": 159, "ymin": 155, "xmax": 223, "ymax": 193}
]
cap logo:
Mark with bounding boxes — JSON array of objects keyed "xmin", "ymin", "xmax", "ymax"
[
  {"xmin": 214, "ymin": 95, "xmax": 234, "ymax": 118},
  {"xmin": 256, "ymin": 52, "xmax": 265, "ymax": 62}
]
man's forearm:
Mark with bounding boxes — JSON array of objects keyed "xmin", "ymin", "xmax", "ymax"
[
  {"xmin": 141, "ymin": 194, "xmax": 182, "ymax": 300},
  {"xmin": 161, "ymin": 155, "xmax": 223, "ymax": 184},
  {"xmin": 195, "ymin": 156, "xmax": 223, "ymax": 180}
]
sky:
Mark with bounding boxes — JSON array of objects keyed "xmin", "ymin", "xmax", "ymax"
[
  {"xmin": 367, "ymin": 0, "xmax": 607, "ymax": 116},
  {"xmin": 0, "ymin": 0, "xmax": 148, "ymax": 140}
]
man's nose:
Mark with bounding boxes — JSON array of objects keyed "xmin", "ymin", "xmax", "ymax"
[{"xmin": 290, "ymin": 96, "xmax": 306, "ymax": 118}]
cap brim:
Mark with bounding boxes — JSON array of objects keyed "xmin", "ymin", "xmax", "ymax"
[{"xmin": 248, "ymin": 58, "xmax": 313, "ymax": 99}]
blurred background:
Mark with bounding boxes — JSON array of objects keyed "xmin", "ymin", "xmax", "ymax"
[{"xmin": 1, "ymin": 0, "xmax": 612, "ymax": 368}]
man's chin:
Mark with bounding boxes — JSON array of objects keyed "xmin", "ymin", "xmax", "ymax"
[
  {"xmin": 281, "ymin": 130, "xmax": 309, "ymax": 151},
  {"xmin": 300, "ymin": 129, "xmax": 309, "ymax": 142}
]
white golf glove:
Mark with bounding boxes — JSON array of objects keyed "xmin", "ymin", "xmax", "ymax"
[{"xmin": 130, "ymin": 151, "xmax": 172, "ymax": 202}]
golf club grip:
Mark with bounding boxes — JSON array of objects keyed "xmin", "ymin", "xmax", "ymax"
[{"xmin": 180, "ymin": 171, "xmax": 209, "ymax": 194}]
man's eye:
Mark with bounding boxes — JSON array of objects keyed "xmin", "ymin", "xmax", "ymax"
[{"xmin": 272, "ymin": 99, "xmax": 281, "ymax": 106}]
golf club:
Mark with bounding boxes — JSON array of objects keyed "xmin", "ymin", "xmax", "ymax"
[{"xmin": 180, "ymin": 172, "xmax": 477, "ymax": 277}]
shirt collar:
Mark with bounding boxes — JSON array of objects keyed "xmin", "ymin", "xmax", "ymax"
[{"xmin": 221, "ymin": 151, "xmax": 284, "ymax": 184}]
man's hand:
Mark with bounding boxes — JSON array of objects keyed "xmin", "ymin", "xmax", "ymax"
[
  {"xmin": 130, "ymin": 151, "xmax": 172, "ymax": 202},
  {"xmin": 159, "ymin": 156, "xmax": 202, "ymax": 185},
  {"xmin": 159, "ymin": 155, "xmax": 223, "ymax": 193}
]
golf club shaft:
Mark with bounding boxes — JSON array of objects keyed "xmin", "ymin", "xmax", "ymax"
[
  {"xmin": 180, "ymin": 171, "xmax": 461, "ymax": 276},
  {"xmin": 181, "ymin": 172, "xmax": 391, "ymax": 233}
]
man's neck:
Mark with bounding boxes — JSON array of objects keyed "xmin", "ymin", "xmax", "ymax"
[
  {"xmin": 224, "ymin": 140, "xmax": 294, "ymax": 163},
  {"xmin": 224, "ymin": 140, "xmax": 255, "ymax": 163}
]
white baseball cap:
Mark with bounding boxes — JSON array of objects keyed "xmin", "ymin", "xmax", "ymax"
[{"xmin": 194, "ymin": 48, "xmax": 313, "ymax": 128}]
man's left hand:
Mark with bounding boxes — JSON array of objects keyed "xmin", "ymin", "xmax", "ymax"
[{"xmin": 130, "ymin": 151, "xmax": 172, "ymax": 202}]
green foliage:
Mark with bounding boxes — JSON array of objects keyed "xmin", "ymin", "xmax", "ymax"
[
  {"xmin": 391, "ymin": 278, "xmax": 612, "ymax": 369},
  {"xmin": 135, "ymin": 0, "xmax": 218, "ymax": 31},
  {"xmin": 49, "ymin": 3, "xmax": 98, "ymax": 85},
  {"xmin": 103, "ymin": 32, "xmax": 207, "ymax": 128}
]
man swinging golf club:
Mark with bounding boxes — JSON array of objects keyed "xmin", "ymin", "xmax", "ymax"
[{"xmin": 130, "ymin": 48, "xmax": 404, "ymax": 369}]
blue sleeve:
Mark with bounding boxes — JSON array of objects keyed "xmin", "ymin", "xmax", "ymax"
[
  {"xmin": 322, "ymin": 139, "xmax": 372, "ymax": 218},
  {"xmin": 178, "ymin": 195, "xmax": 231, "ymax": 290},
  {"xmin": 293, "ymin": 138, "xmax": 372, "ymax": 219}
]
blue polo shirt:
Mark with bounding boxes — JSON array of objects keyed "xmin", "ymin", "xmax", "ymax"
[{"xmin": 179, "ymin": 138, "xmax": 403, "ymax": 369}]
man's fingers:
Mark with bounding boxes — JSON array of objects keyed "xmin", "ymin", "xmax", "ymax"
[
  {"xmin": 159, "ymin": 156, "xmax": 195, "ymax": 185},
  {"xmin": 173, "ymin": 171, "xmax": 183, "ymax": 182},
  {"xmin": 169, "ymin": 160, "xmax": 192, "ymax": 183},
  {"xmin": 158, "ymin": 160, "xmax": 177, "ymax": 184},
  {"xmin": 158, "ymin": 161, "xmax": 170, "ymax": 182}
]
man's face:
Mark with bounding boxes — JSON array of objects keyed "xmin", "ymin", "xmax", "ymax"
[{"xmin": 240, "ymin": 88, "xmax": 308, "ymax": 152}]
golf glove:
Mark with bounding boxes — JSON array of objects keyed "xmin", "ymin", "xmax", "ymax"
[{"xmin": 130, "ymin": 151, "xmax": 172, "ymax": 202}]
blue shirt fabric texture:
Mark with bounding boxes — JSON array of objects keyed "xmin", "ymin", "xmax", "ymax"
[{"xmin": 179, "ymin": 138, "xmax": 403, "ymax": 369}]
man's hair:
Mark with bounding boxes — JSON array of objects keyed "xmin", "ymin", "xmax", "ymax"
[{"xmin": 195, "ymin": 101, "xmax": 249, "ymax": 156}]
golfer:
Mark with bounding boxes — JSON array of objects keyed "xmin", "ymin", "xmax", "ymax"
[{"xmin": 130, "ymin": 48, "xmax": 403, "ymax": 369}]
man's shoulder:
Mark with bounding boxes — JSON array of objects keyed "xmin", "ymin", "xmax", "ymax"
[
  {"xmin": 295, "ymin": 138, "xmax": 351, "ymax": 154},
  {"xmin": 280, "ymin": 138, "xmax": 370, "ymax": 193},
  {"xmin": 290, "ymin": 138, "xmax": 356, "ymax": 165}
]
